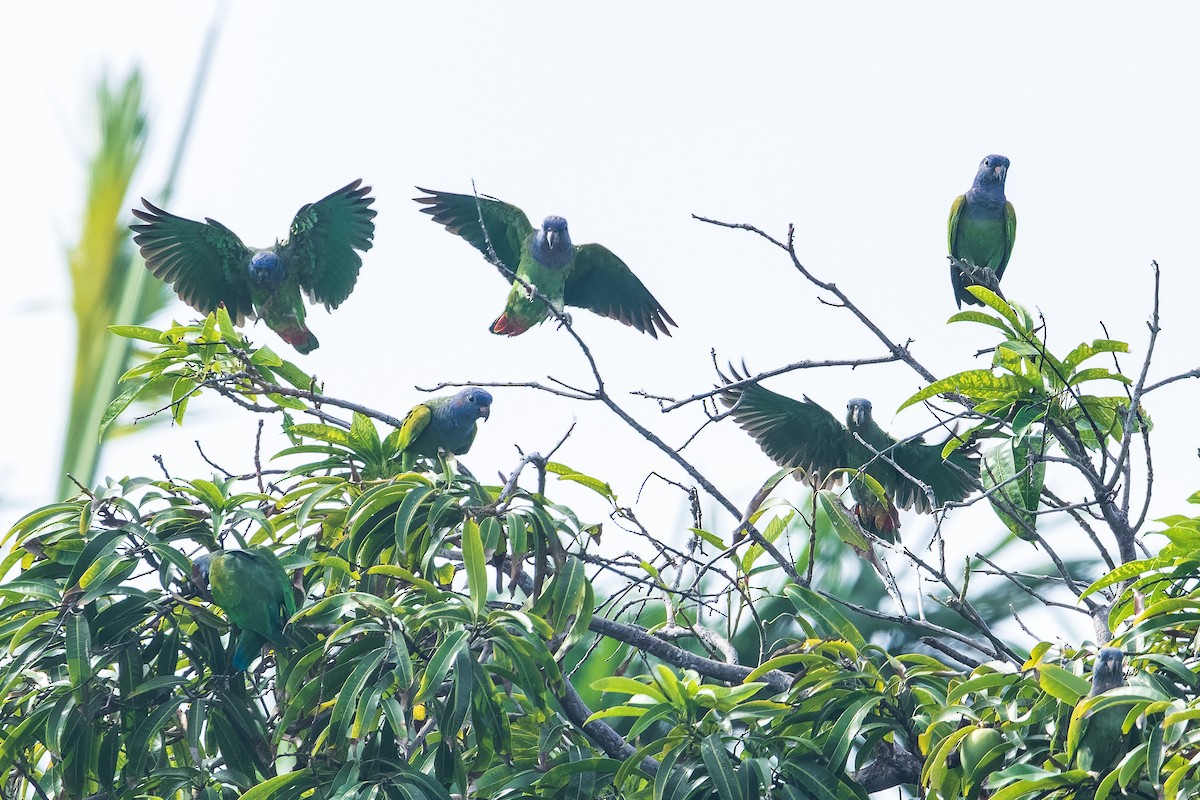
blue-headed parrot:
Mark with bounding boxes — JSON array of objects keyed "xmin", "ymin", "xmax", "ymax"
[
  {"xmin": 414, "ymin": 188, "xmax": 675, "ymax": 337},
  {"xmin": 132, "ymin": 180, "xmax": 376, "ymax": 353}
]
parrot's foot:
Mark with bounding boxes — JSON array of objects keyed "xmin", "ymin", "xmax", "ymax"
[
  {"xmin": 555, "ymin": 311, "xmax": 573, "ymax": 330},
  {"xmin": 953, "ymin": 259, "xmax": 1006, "ymax": 300}
]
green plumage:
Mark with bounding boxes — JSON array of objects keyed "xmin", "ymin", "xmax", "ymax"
[
  {"xmin": 193, "ymin": 548, "xmax": 297, "ymax": 672},
  {"xmin": 414, "ymin": 188, "xmax": 675, "ymax": 337},
  {"xmin": 719, "ymin": 369, "xmax": 979, "ymax": 539},
  {"xmin": 1075, "ymin": 648, "xmax": 1127, "ymax": 774},
  {"xmin": 393, "ymin": 389, "xmax": 492, "ymax": 472},
  {"xmin": 947, "ymin": 155, "xmax": 1017, "ymax": 307},
  {"xmin": 132, "ymin": 180, "xmax": 376, "ymax": 353}
]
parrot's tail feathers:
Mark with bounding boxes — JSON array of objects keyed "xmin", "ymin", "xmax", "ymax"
[
  {"xmin": 490, "ymin": 313, "xmax": 529, "ymax": 337},
  {"xmin": 279, "ymin": 326, "xmax": 319, "ymax": 354},
  {"xmin": 231, "ymin": 631, "xmax": 268, "ymax": 672}
]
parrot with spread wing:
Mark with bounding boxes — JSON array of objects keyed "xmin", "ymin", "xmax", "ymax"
[
  {"xmin": 948, "ymin": 155, "xmax": 1016, "ymax": 307},
  {"xmin": 413, "ymin": 188, "xmax": 675, "ymax": 337},
  {"xmin": 394, "ymin": 388, "xmax": 493, "ymax": 471},
  {"xmin": 192, "ymin": 548, "xmax": 296, "ymax": 672},
  {"xmin": 1075, "ymin": 648, "xmax": 1128, "ymax": 774},
  {"xmin": 719, "ymin": 368, "xmax": 979, "ymax": 539},
  {"xmin": 131, "ymin": 180, "xmax": 376, "ymax": 353}
]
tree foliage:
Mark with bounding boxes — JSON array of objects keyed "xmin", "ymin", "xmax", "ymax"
[{"xmin": 4, "ymin": 201, "xmax": 1196, "ymax": 800}]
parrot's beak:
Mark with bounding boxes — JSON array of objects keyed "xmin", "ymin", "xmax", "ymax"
[
  {"xmin": 479, "ymin": 405, "xmax": 491, "ymax": 421},
  {"xmin": 546, "ymin": 230, "xmax": 560, "ymax": 250},
  {"xmin": 994, "ymin": 165, "xmax": 1006, "ymax": 181}
]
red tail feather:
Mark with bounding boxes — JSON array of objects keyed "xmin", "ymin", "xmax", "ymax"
[
  {"xmin": 278, "ymin": 326, "xmax": 319, "ymax": 354},
  {"xmin": 490, "ymin": 313, "xmax": 530, "ymax": 337}
]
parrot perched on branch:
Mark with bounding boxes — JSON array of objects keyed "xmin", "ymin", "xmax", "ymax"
[
  {"xmin": 192, "ymin": 548, "xmax": 297, "ymax": 672},
  {"xmin": 948, "ymin": 155, "xmax": 1016, "ymax": 307},
  {"xmin": 1075, "ymin": 647, "xmax": 1128, "ymax": 774},
  {"xmin": 413, "ymin": 188, "xmax": 675, "ymax": 337},
  {"xmin": 719, "ymin": 368, "xmax": 979, "ymax": 539},
  {"xmin": 394, "ymin": 388, "xmax": 493, "ymax": 471},
  {"xmin": 131, "ymin": 180, "xmax": 377, "ymax": 353}
]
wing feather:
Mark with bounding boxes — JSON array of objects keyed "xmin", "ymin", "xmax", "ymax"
[
  {"xmin": 413, "ymin": 187, "xmax": 533, "ymax": 278},
  {"xmin": 565, "ymin": 243, "xmax": 676, "ymax": 337},
  {"xmin": 283, "ymin": 179, "xmax": 377, "ymax": 309},
  {"xmin": 718, "ymin": 368, "xmax": 854, "ymax": 482},
  {"xmin": 130, "ymin": 200, "xmax": 254, "ymax": 324}
]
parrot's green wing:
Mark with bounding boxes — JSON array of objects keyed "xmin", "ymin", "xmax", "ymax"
[
  {"xmin": 946, "ymin": 194, "xmax": 965, "ymax": 253},
  {"xmin": 889, "ymin": 435, "xmax": 980, "ymax": 513},
  {"xmin": 998, "ymin": 201, "xmax": 1017, "ymax": 280},
  {"xmin": 208, "ymin": 549, "xmax": 292, "ymax": 645},
  {"xmin": 414, "ymin": 188, "xmax": 534, "ymax": 277},
  {"xmin": 395, "ymin": 403, "xmax": 433, "ymax": 453},
  {"xmin": 131, "ymin": 200, "xmax": 255, "ymax": 324},
  {"xmin": 719, "ymin": 376, "xmax": 857, "ymax": 483},
  {"xmin": 282, "ymin": 179, "xmax": 377, "ymax": 310},
  {"xmin": 565, "ymin": 244, "xmax": 677, "ymax": 337}
]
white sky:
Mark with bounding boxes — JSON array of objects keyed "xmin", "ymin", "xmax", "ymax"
[{"xmin": 3, "ymin": 3, "xmax": 1199, "ymax": 645}]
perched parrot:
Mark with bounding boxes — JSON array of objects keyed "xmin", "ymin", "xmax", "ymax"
[
  {"xmin": 948, "ymin": 155, "xmax": 1016, "ymax": 308},
  {"xmin": 719, "ymin": 369, "xmax": 979, "ymax": 539},
  {"xmin": 192, "ymin": 548, "xmax": 297, "ymax": 672},
  {"xmin": 131, "ymin": 180, "xmax": 377, "ymax": 353},
  {"xmin": 1075, "ymin": 648, "xmax": 1128, "ymax": 773},
  {"xmin": 394, "ymin": 388, "xmax": 493, "ymax": 471},
  {"xmin": 413, "ymin": 188, "xmax": 675, "ymax": 337}
]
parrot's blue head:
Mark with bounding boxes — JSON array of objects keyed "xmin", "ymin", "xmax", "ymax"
[
  {"xmin": 532, "ymin": 216, "xmax": 573, "ymax": 269},
  {"xmin": 449, "ymin": 387, "xmax": 493, "ymax": 423},
  {"xmin": 846, "ymin": 398, "xmax": 873, "ymax": 431},
  {"xmin": 1090, "ymin": 648, "xmax": 1125, "ymax": 696},
  {"xmin": 191, "ymin": 553, "xmax": 215, "ymax": 599},
  {"xmin": 972, "ymin": 155, "xmax": 1011, "ymax": 195},
  {"xmin": 249, "ymin": 251, "xmax": 285, "ymax": 289}
]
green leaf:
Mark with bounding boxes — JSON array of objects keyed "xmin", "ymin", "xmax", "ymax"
[
  {"xmin": 463, "ymin": 518, "xmax": 488, "ymax": 617},
  {"xmin": 701, "ymin": 734, "xmax": 742, "ymax": 800},
  {"xmin": 237, "ymin": 769, "xmax": 316, "ymax": 800},
  {"xmin": 1037, "ymin": 664, "xmax": 1090, "ymax": 704},
  {"xmin": 415, "ymin": 629, "xmax": 469, "ymax": 704},
  {"xmin": 816, "ymin": 491, "xmax": 869, "ymax": 551},
  {"xmin": 899, "ymin": 370, "xmax": 1028, "ymax": 411},
  {"xmin": 107, "ymin": 324, "xmax": 167, "ymax": 343},
  {"xmin": 981, "ymin": 434, "xmax": 1045, "ymax": 540}
]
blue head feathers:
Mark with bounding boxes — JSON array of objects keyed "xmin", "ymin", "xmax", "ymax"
[
  {"xmin": 972, "ymin": 155, "xmax": 1011, "ymax": 195},
  {"xmin": 249, "ymin": 251, "xmax": 285, "ymax": 288},
  {"xmin": 448, "ymin": 387, "xmax": 492, "ymax": 423},
  {"xmin": 531, "ymin": 215, "xmax": 573, "ymax": 269}
]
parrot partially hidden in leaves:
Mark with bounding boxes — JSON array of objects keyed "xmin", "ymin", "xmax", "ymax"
[
  {"xmin": 192, "ymin": 548, "xmax": 297, "ymax": 672},
  {"xmin": 395, "ymin": 388, "xmax": 493, "ymax": 471},
  {"xmin": 1075, "ymin": 647, "xmax": 1128, "ymax": 774},
  {"xmin": 719, "ymin": 368, "xmax": 979, "ymax": 539},
  {"xmin": 131, "ymin": 180, "xmax": 377, "ymax": 353},
  {"xmin": 948, "ymin": 155, "xmax": 1016, "ymax": 307},
  {"xmin": 414, "ymin": 188, "xmax": 675, "ymax": 337}
]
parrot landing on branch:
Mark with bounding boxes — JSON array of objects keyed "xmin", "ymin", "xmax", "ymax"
[
  {"xmin": 132, "ymin": 180, "xmax": 377, "ymax": 353},
  {"xmin": 719, "ymin": 368, "xmax": 979, "ymax": 539},
  {"xmin": 414, "ymin": 188, "xmax": 675, "ymax": 337}
]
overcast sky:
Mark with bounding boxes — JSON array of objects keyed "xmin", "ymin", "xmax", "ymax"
[{"xmin": 3, "ymin": 3, "xmax": 1198, "ymax": 643}]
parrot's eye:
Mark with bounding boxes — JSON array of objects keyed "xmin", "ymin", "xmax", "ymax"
[{"xmin": 468, "ymin": 395, "xmax": 477, "ymax": 403}]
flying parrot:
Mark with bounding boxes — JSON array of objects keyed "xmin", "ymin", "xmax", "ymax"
[
  {"xmin": 719, "ymin": 368, "xmax": 979, "ymax": 539},
  {"xmin": 394, "ymin": 388, "xmax": 493, "ymax": 471},
  {"xmin": 948, "ymin": 155, "xmax": 1016, "ymax": 308},
  {"xmin": 192, "ymin": 548, "xmax": 297, "ymax": 672},
  {"xmin": 413, "ymin": 188, "xmax": 676, "ymax": 337},
  {"xmin": 131, "ymin": 180, "xmax": 377, "ymax": 353},
  {"xmin": 1075, "ymin": 647, "xmax": 1128, "ymax": 774}
]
